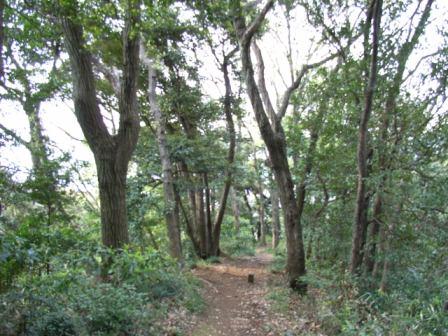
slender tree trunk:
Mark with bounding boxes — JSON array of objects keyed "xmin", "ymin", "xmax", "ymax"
[
  {"xmin": 350, "ymin": 0, "xmax": 382, "ymax": 274},
  {"xmin": 365, "ymin": 179, "xmax": 385, "ymax": 273},
  {"xmin": 142, "ymin": 51, "xmax": 182, "ymax": 260},
  {"xmin": 243, "ymin": 189, "xmax": 255, "ymax": 234},
  {"xmin": 364, "ymin": 0, "xmax": 433, "ymax": 274},
  {"xmin": 271, "ymin": 180, "xmax": 280, "ymax": 249},
  {"xmin": 204, "ymin": 173, "xmax": 213, "ymax": 255},
  {"xmin": 196, "ymin": 188, "xmax": 207, "ymax": 258},
  {"xmin": 176, "ymin": 161, "xmax": 204, "ymax": 257},
  {"xmin": 231, "ymin": 187, "xmax": 241, "ymax": 234},
  {"xmin": 210, "ymin": 55, "xmax": 236, "ymax": 256},
  {"xmin": 258, "ymin": 193, "xmax": 266, "ymax": 246},
  {"xmin": 232, "ymin": 0, "xmax": 306, "ymax": 291},
  {"xmin": 175, "ymin": 186, "xmax": 201, "ymax": 255}
]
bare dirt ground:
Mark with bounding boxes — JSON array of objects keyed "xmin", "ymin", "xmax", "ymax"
[{"xmin": 185, "ymin": 249, "xmax": 320, "ymax": 336}]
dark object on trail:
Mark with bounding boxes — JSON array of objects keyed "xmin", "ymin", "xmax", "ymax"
[
  {"xmin": 444, "ymin": 301, "xmax": 448, "ymax": 312},
  {"xmin": 248, "ymin": 274, "xmax": 254, "ymax": 283}
]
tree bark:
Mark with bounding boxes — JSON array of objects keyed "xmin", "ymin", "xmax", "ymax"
[
  {"xmin": 231, "ymin": 187, "xmax": 241, "ymax": 234},
  {"xmin": 204, "ymin": 173, "xmax": 213, "ymax": 255},
  {"xmin": 271, "ymin": 179, "xmax": 280, "ymax": 249},
  {"xmin": 60, "ymin": 0, "xmax": 140, "ymax": 249},
  {"xmin": 232, "ymin": 0, "xmax": 306, "ymax": 291},
  {"xmin": 141, "ymin": 49, "xmax": 182, "ymax": 261},
  {"xmin": 350, "ymin": 0, "xmax": 382, "ymax": 274},
  {"xmin": 364, "ymin": 0, "xmax": 433, "ymax": 274},
  {"xmin": 258, "ymin": 192, "xmax": 266, "ymax": 246},
  {"xmin": 210, "ymin": 53, "xmax": 236, "ymax": 256},
  {"xmin": 196, "ymin": 188, "xmax": 207, "ymax": 258}
]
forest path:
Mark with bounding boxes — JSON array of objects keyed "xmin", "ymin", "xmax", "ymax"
[{"xmin": 188, "ymin": 249, "xmax": 283, "ymax": 336}]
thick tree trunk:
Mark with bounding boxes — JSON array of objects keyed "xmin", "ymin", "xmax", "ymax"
[
  {"xmin": 97, "ymin": 158, "xmax": 129, "ymax": 247},
  {"xmin": 273, "ymin": 145, "xmax": 307, "ymax": 291},
  {"xmin": 142, "ymin": 51, "xmax": 182, "ymax": 260},
  {"xmin": 60, "ymin": 1, "xmax": 140, "ymax": 249},
  {"xmin": 350, "ymin": 0, "xmax": 382, "ymax": 274}
]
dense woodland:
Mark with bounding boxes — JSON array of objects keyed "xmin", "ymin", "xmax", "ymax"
[{"xmin": 0, "ymin": 0, "xmax": 447, "ymax": 335}]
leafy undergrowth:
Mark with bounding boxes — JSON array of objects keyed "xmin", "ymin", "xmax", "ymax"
[
  {"xmin": 265, "ymin": 257, "xmax": 448, "ymax": 336},
  {"xmin": 220, "ymin": 228, "xmax": 256, "ymax": 257},
  {"xmin": 0, "ymin": 241, "xmax": 203, "ymax": 336}
]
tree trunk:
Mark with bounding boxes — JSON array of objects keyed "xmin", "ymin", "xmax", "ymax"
[
  {"xmin": 231, "ymin": 187, "xmax": 241, "ymax": 234},
  {"xmin": 210, "ymin": 55, "xmax": 236, "ymax": 256},
  {"xmin": 258, "ymin": 193, "xmax": 266, "ymax": 246},
  {"xmin": 175, "ymin": 186, "xmax": 201, "ymax": 255},
  {"xmin": 97, "ymin": 158, "xmax": 129, "ymax": 247},
  {"xmin": 60, "ymin": 1, "xmax": 140, "ymax": 249},
  {"xmin": 271, "ymin": 180, "xmax": 280, "ymax": 249},
  {"xmin": 232, "ymin": 0, "xmax": 306, "ymax": 291},
  {"xmin": 350, "ymin": 0, "xmax": 382, "ymax": 274},
  {"xmin": 141, "ymin": 50, "xmax": 182, "ymax": 260},
  {"xmin": 204, "ymin": 173, "xmax": 213, "ymax": 255},
  {"xmin": 196, "ymin": 188, "xmax": 207, "ymax": 258},
  {"xmin": 364, "ymin": 0, "xmax": 433, "ymax": 274}
]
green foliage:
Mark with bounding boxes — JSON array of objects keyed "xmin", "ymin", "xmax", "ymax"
[
  {"xmin": 0, "ymin": 247, "xmax": 203, "ymax": 335},
  {"xmin": 300, "ymin": 265, "xmax": 448, "ymax": 336},
  {"xmin": 220, "ymin": 218, "xmax": 255, "ymax": 257}
]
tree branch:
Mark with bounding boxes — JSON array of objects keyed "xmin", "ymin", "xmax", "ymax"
[
  {"xmin": 0, "ymin": 122, "xmax": 30, "ymax": 148},
  {"xmin": 116, "ymin": 0, "xmax": 141, "ymax": 170},
  {"xmin": 242, "ymin": 0, "xmax": 275, "ymax": 44},
  {"xmin": 251, "ymin": 40, "xmax": 276, "ymax": 125},
  {"xmin": 277, "ymin": 52, "xmax": 339, "ymax": 121}
]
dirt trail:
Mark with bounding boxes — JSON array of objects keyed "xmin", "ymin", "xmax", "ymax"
[{"xmin": 188, "ymin": 249, "xmax": 279, "ymax": 336}]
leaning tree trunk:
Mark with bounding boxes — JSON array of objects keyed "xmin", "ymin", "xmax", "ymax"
[
  {"xmin": 141, "ymin": 49, "xmax": 182, "ymax": 260},
  {"xmin": 350, "ymin": 0, "xmax": 382, "ymax": 274}
]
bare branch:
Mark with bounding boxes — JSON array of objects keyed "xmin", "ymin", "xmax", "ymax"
[
  {"xmin": 0, "ymin": 122, "xmax": 30, "ymax": 148},
  {"xmin": 403, "ymin": 50, "xmax": 439, "ymax": 83},
  {"xmin": 91, "ymin": 57, "xmax": 121, "ymax": 96},
  {"xmin": 251, "ymin": 40, "xmax": 276, "ymax": 125},
  {"xmin": 277, "ymin": 52, "xmax": 339, "ymax": 121}
]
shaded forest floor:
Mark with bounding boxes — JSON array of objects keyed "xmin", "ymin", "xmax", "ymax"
[{"xmin": 183, "ymin": 249, "xmax": 323, "ymax": 336}]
